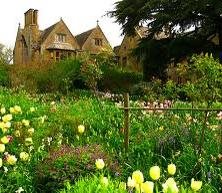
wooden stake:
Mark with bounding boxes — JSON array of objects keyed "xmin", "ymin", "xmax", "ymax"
[{"xmin": 124, "ymin": 93, "xmax": 130, "ymax": 152}]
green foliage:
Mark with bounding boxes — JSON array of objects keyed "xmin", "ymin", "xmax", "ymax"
[
  {"xmin": 0, "ymin": 87, "xmax": 221, "ymax": 192},
  {"xmin": 110, "ymin": 0, "xmax": 220, "ymax": 80},
  {"xmin": 35, "ymin": 144, "xmax": 120, "ymax": 192},
  {"xmin": 35, "ymin": 59, "xmax": 82, "ymax": 93},
  {"xmin": 179, "ymin": 54, "xmax": 222, "ymax": 104},
  {"xmin": 99, "ymin": 65, "xmax": 143, "ymax": 93},
  {"xmin": 80, "ymin": 58, "xmax": 103, "ymax": 91},
  {"xmin": 60, "ymin": 175, "xmax": 127, "ymax": 193},
  {"xmin": 0, "ymin": 63, "xmax": 10, "ymax": 87}
]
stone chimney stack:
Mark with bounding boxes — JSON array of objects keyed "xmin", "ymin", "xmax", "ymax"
[{"xmin": 24, "ymin": 9, "xmax": 38, "ymax": 28}]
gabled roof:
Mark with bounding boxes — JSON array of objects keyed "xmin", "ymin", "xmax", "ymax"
[
  {"xmin": 40, "ymin": 22, "xmax": 59, "ymax": 43},
  {"xmin": 75, "ymin": 28, "xmax": 94, "ymax": 48}
]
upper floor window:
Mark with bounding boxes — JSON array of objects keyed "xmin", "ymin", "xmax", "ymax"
[
  {"xmin": 95, "ymin": 38, "xmax": 103, "ymax": 46},
  {"xmin": 55, "ymin": 34, "xmax": 66, "ymax": 42}
]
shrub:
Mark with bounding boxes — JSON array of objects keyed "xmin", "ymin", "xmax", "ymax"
[
  {"xmin": 0, "ymin": 63, "xmax": 10, "ymax": 87},
  {"xmin": 178, "ymin": 54, "xmax": 222, "ymax": 105},
  {"xmin": 35, "ymin": 144, "xmax": 121, "ymax": 192},
  {"xmin": 98, "ymin": 65, "xmax": 143, "ymax": 93}
]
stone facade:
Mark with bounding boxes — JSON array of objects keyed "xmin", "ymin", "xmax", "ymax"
[
  {"xmin": 76, "ymin": 24, "xmax": 112, "ymax": 55},
  {"xmin": 114, "ymin": 27, "xmax": 149, "ymax": 72},
  {"xmin": 13, "ymin": 9, "xmax": 111, "ymax": 66}
]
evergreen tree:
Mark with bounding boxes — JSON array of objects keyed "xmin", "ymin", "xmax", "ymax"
[{"xmin": 110, "ymin": 0, "xmax": 222, "ymax": 80}]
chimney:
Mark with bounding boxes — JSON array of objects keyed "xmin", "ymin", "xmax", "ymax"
[{"xmin": 24, "ymin": 9, "xmax": 38, "ymax": 28}]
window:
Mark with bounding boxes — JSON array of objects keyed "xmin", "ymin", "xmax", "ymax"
[
  {"xmin": 95, "ymin": 38, "xmax": 103, "ymax": 46},
  {"xmin": 56, "ymin": 51, "xmax": 60, "ymax": 61},
  {"xmin": 55, "ymin": 34, "xmax": 66, "ymax": 42}
]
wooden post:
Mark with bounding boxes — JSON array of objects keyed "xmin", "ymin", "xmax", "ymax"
[
  {"xmin": 124, "ymin": 93, "xmax": 130, "ymax": 152},
  {"xmin": 199, "ymin": 110, "xmax": 208, "ymax": 154}
]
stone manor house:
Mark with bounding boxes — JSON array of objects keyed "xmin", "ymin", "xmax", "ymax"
[{"xmin": 13, "ymin": 9, "xmax": 112, "ymax": 66}]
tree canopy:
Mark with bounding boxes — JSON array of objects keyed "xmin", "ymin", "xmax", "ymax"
[
  {"xmin": 0, "ymin": 43, "xmax": 13, "ymax": 65},
  {"xmin": 110, "ymin": 0, "xmax": 222, "ymax": 80}
]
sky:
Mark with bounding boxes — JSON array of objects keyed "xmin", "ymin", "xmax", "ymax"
[{"xmin": 0, "ymin": 0, "xmax": 123, "ymax": 49}]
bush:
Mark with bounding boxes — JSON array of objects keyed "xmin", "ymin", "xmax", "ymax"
[
  {"xmin": 98, "ymin": 65, "xmax": 143, "ymax": 93},
  {"xmin": 35, "ymin": 59, "xmax": 83, "ymax": 93},
  {"xmin": 35, "ymin": 144, "xmax": 121, "ymax": 192},
  {"xmin": 0, "ymin": 63, "xmax": 9, "ymax": 87}
]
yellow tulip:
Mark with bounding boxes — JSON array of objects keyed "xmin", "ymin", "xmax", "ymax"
[
  {"xmin": 191, "ymin": 178, "xmax": 202, "ymax": 191},
  {"xmin": 14, "ymin": 130, "xmax": 21, "ymax": 137},
  {"xmin": 14, "ymin": 105, "xmax": 22, "ymax": 113},
  {"xmin": 78, "ymin": 125, "xmax": 85, "ymax": 134},
  {"xmin": 0, "ymin": 144, "xmax": 5, "ymax": 152},
  {"xmin": 127, "ymin": 177, "xmax": 136, "ymax": 188},
  {"xmin": 95, "ymin": 158, "xmax": 105, "ymax": 169},
  {"xmin": 132, "ymin": 170, "xmax": 144, "ymax": 184},
  {"xmin": 22, "ymin": 119, "xmax": 30, "ymax": 127},
  {"xmin": 7, "ymin": 155, "xmax": 17, "ymax": 165},
  {"xmin": 2, "ymin": 114, "xmax": 12, "ymax": 123},
  {"xmin": 20, "ymin": 152, "xmax": 29, "ymax": 161},
  {"xmin": 0, "ymin": 107, "xmax": 6, "ymax": 114},
  {"xmin": 28, "ymin": 128, "xmax": 35, "ymax": 135},
  {"xmin": 149, "ymin": 166, "xmax": 160, "ymax": 180},
  {"xmin": 141, "ymin": 181, "xmax": 154, "ymax": 193},
  {"xmin": 9, "ymin": 107, "xmax": 15, "ymax": 114},
  {"xmin": 4, "ymin": 122, "xmax": 11, "ymax": 128},
  {"xmin": 0, "ymin": 122, "xmax": 5, "ymax": 129},
  {"xmin": 168, "ymin": 163, "xmax": 176, "ymax": 175},
  {"xmin": 1, "ymin": 136, "xmax": 9, "ymax": 144},
  {"xmin": 162, "ymin": 178, "xmax": 179, "ymax": 193},
  {"xmin": 25, "ymin": 138, "xmax": 33, "ymax": 146}
]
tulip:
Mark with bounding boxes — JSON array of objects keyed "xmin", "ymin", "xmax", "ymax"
[
  {"xmin": 2, "ymin": 114, "xmax": 12, "ymax": 123},
  {"xmin": 7, "ymin": 155, "xmax": 17, "ymax": 165},
  {"xmin": 149, "ymin": 166, "xmax": 160, "ymax": 180},
  {"xmin": 1, "ymin": 136, "xmax": 9, "ymax": 144},
  {"xmin": 20, "ymin": 152, "xmax": 29, "ymax": 161},
  {"xmin": 78, "ymin": 125, "xmax": 85, "ymax": 134},
  {"xmin": 0, "ymin": 144, "xmax": 5, "ymax": 152},
  {"xmin": 95, "ymin": 158, "xmax": 105, "ymax": 169},
  {"xmin": 25, "ymin": 138, "xmax": 33, "ymax": 146},
  {"xmin": 132, "ymin": 170, "xmax": 144, "ymax": 184},
  {"xmin": 191, "ymin": 178, "xmax": 202, "ymax": 191},
  {"xmin": 168, "ymin": 164, "xmax": 176, "ymax": 175},
  {"xmin": 0, "ymin": 107, "xmax": 6, "ymax": 114},
  {"xmin": 127, "ymin": 177, "xmax": 136, "ymax": 188},
  {"xmin": 141, "ymin": 181, "xmax": 154, "ymax": 193},
  {"xmin": 162, "ymin": 178, "xmax": 179, "ymax": 193}
]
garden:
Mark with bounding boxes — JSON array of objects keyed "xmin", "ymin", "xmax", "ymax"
[{"xmin": 0, "ymin": 53, "xmax": 221, "ymax": 193}]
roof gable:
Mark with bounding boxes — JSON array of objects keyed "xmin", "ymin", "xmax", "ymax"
[
  {"xmin": 40, "ymin": 22, "xmax": 59, "ymax": 43},
  {"xmin": 41, "ymin": 19, "xmax": 80, "ymax": 50},
  {"xmin": 76, "ymin": 25, "xmax": 111, "ymax": 49},
  {"xmin": 76, "ymin": 28, "xmax": 94, "ymax": 48}
]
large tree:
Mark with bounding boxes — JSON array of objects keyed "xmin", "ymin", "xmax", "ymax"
[{"xmin": 110, "ymin": 0, "xmax": 222, "ymax": 80}]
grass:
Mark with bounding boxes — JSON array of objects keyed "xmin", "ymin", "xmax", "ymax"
[{"xmin": 0, "ymin": 87, "xmax": 221, "ymax": 192}]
